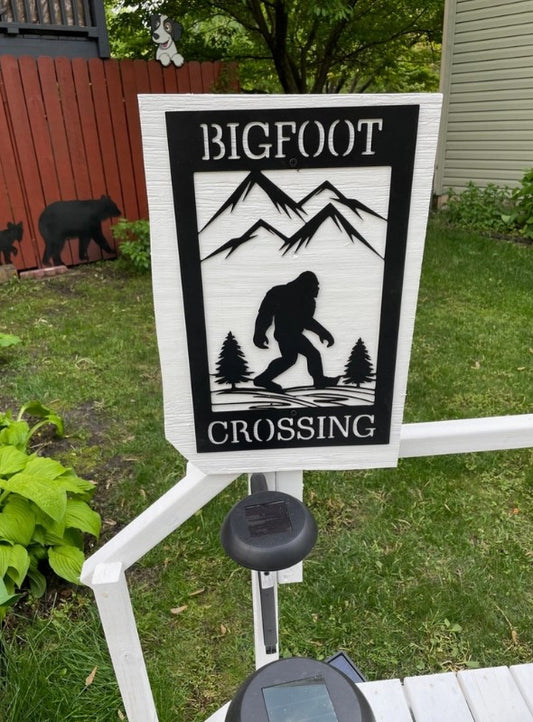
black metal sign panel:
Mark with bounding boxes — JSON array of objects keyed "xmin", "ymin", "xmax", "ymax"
[{"xmin": 165, "ymin": 104, "xmax": 418, "ymax": 455}]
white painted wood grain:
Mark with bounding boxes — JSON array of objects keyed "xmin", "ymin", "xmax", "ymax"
[
  {"xmin": 510, "ymin": 665, "xmax": 533, "ymax": 714},
  {"xmin": 139, "ymin": 93, "xmax": 442, "ymax": 474},
  {"xmin": 457, "ymin": 666, "xmax": 533, "ymax": 722},
  {"xmin": 400, "ymin": 415, "xmax": 533, "ymax": 458},
  {"xmin": 204, "ymin": 701, "xmax": 230, "ymax": 721},
  {"xmin": 91, "ymin": 563, "xmax": 158, "ymax": 722},
  {"xmin": 81, "ymin": 464, "xmax": 237, "ymax": 580},
  {"xmin": 404, "ymin": 672, "xmax": 474, "ymax": 721},
  {"xmin": 358, "ymin": 678, "xmax": 414, "ymax": 722}
]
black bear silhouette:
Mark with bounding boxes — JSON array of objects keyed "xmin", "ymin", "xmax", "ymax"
[
  {"xmin": 0, "ymin": 221, "xmax": 23, "ymax": 264},
  {"xmin": 39, "ymin": 195, "xmax": 121, "ymax": 266}
]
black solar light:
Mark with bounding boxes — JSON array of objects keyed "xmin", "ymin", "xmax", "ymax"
[
  {"xmin": 225, "ymin": 656, "xmax": 375, "ymax": 722},
  {"xmin": 221, "ymin": 473, "xmax": 318, "ymax": 572},
  {"xmin": 221, "ymin": 474, "xmax": 375, "ymax": 722},
  {"xmin": 220, "ymin": 473, "xmax": 318, "ymax": 655}
]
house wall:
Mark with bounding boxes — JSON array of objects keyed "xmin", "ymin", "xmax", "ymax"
[{"xmin": 434, "ymin": 0, "xmax": 533, "ymax": 195}]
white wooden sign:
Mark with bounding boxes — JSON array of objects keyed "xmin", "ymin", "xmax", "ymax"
[{"xmin": 139, "ymin": 94, "xmax": 442, "ymax": 474}]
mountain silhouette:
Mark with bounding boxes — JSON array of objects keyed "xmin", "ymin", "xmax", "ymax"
[
  {"xmin": 202, "ymin": 204, "xmax": 382, "ymax": 261},
  {"xmin": 298, "ymin": 180, "xmax": 386, "ymax": 221},
  {"xmin": 200, "ymin": 170, "xmax": 306, "ymax": 232},
  {"xmin": 280, "ymin": 203, "xmax": 383, "ymax": 258},
  {"xmin": 202, "ymin": 219, "xmax": 288, "ymax": 260}
]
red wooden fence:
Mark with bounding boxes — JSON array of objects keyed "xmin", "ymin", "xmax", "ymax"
[{"xmin": 0, "ymin": 55, "xmax": 236, "ymax": 271}]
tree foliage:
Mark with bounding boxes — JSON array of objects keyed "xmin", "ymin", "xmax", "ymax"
[
  {"xmin": 343, "ymin": 337, "xmax": 374, "ymax": 387},
  {"xmin": 105, "ymin": 0, "xmax": 443, "ymax": 93},
  {"xmin": 215, "ymin": 331, "xmax": 252, "ymax": 390}
]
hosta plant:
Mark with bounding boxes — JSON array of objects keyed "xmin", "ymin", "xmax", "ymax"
[
  {"xmin": 0, "ymin": 332, "xmax": 21, "ymax": 348},
  {"xmin": 0, "ymin": 401, "xmax": 101, "ymax": 621}
]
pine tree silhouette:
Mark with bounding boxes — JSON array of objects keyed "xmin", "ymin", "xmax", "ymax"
[
  {"xmin": 343, "ymin": 338, "xmax": 374, "ymax": 387},
  {"xmin": 215, "ymin": 331, "xmax": 252, "ymax": 390}
]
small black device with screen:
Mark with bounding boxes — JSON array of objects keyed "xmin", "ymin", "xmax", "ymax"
[{"xmin": 225, "ymin": 657, "xmax": 375, "ymax": 722}]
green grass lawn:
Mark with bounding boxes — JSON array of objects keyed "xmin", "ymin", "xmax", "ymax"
[{"xmin": 0, "ymin": 220, "xmax": 532, "ymax": 721}]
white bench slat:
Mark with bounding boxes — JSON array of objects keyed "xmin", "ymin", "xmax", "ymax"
[
  {"xmin": 403, "ymin": 671, "xmax": 474, "ymax": 722},
  {"xmin": 204, "ymin": 701, "xmax": 230, "ymax": 721},
  {"xmin": 511, "ymin": 664, "xmax": 533, "ymax": 715},
  {"xmin": 457, "ymin": 666, "xmax": 533, "ymax": 722},
  {"xmin": 358, "ymin": 679, "xmax": 413, "ymax": 722}
]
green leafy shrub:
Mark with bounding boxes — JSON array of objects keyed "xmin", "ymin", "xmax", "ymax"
[
  {"xmin": 113, "ymin": 218, "xmax": 151, "ymax": 272},
  {"xmin": 442, "ymin": 182, "xmax": 512, "ymax": 234},
  {"xmin": 0, "ymin": 332, "xmax": 21, "ymax": 349},
  {"xmin": 501, "ymin": 167, "xmax": 533, "ymax": 240},
  {"xmin": 0, "ymin": 402, "xmax": 101, "ymax": 621}
]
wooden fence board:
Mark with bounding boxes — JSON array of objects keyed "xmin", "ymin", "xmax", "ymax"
[
  {"xmin": 19, "ymin": 58, "xmax": 59, "ymax": 205},
  {"xmin": 187, "ymin": 61, "xmax": 204, "ymax": 92},
  {"xmin": 0, "ymin": 83, "xmax": 35, "ymax": 270},
  {"xmin": 0, "ymin": 56, "xmax": 235, "ymax": 271},
  {"xmin": 147, "ymin": 61, "xmax": 165, "ymax": 93},
  {"xmin": 20, "ymin": 57, "xmax": 77, "ymax": 266},
  {"xmin": 104, "ymin": 59, "xmax": 139, "ymax": 221},
  {"xmin": 162, "ymin": 66, "xmax": 179, "ymax": 94},
  {"xmin": 120, "ymin": 59, "xmax": 148, "ymax": 219},
  {"xmin": 87, "ymin": 57, "xmax": 123, "ymax": 261},
  {"xmin": 55, "ymin": 57, "xmax": 93, "ymax": 200},
  {"xmin": 55, "ymin": 56, "xmax": 95, "ymax": 264},
  {"xmin": 200, "ymin": 61, "xmax": 215, "ymax": 92},
  {"xmin": 0, "ymin": 55, "xmax": 47, "ymax": 267},
  {"xmin": 176, "ymin": 65, "xmax": 191, "ymax": 93},
  {"xmin": 88, "ymin": 57, "xmax": 123, "ymax": 204},
  {"xmin": 71, "ymin": 58, "xmax": 106, "ymax": 200},
  {"xmin": 133, "ymin": 58, "xmax": 151, "ymax": 95},
  {"xmin": 38, "ymin": 57, "xmax": 77, "ymax": 199},
  {"xmin": 0, "ymin": 165, "xmax": 12, "ymax": 226}
]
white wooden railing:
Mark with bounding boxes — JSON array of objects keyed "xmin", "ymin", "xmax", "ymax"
[{"xmin": 81, "ymin": 414, "xmax": 533, "ymax": 722}]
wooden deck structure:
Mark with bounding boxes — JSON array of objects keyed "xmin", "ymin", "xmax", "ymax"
[
  {"xmin": 207, "ymin": 663, "xmax": 533, "ymax": 721},
  {"xmin": 0, "ymin": 0, "xmax": 110, "ymax": 58}
]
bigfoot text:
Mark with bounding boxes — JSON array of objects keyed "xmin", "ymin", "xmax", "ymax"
[{"xmin": 200, "ymin": 118, "xmax": 384, "ymax": 161}]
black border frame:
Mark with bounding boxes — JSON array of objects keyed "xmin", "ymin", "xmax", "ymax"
[{"xmin": 166, "ymin": 104, "xmax": 419, "ymax": 454}]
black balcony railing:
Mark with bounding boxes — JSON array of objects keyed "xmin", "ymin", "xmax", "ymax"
[{"xmin": 0, "ymin": 0, "xmax": 109, "ymax": 57}]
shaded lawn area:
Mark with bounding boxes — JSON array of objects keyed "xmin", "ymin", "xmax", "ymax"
[{"xmin": 0, "ymin": 220, "xmax": 531, "ymax": 721}]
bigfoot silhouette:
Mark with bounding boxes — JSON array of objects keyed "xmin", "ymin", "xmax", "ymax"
[{"xmin": 253, "ymin": 271, "xmax": 340, "ymax": 393}]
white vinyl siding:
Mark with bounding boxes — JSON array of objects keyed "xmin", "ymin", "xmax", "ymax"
[{"xmin": 435, "ymin": 0, "xmax": 533, "ymax": 194}]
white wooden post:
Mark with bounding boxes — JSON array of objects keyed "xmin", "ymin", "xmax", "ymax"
[
  {"xmin": 91, "ymin": 562, "xmax": 158, "ymax": 722},
  {"xmin": 81, "ymin": 463, "xmax": 239, "ymax": 722}
]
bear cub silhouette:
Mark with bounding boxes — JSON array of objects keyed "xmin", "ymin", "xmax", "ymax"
[
  {"xmin": 0, "ymin": 221, "xmax": 23, "ymax": 264},
  {"xmin": 39, "ymin": 195, "xmax": 121, "ymax": 266}
]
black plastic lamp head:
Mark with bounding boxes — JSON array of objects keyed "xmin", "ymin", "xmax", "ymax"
[
  {"xmin": 220, "ymin": 487, "xmax": 317, "ymax": 572},
  {"xmin": 225, "ymin": 657, "xmax": 376, "ymax": 722}
]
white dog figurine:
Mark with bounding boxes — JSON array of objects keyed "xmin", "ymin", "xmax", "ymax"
[{"xmin": 151, "ymin": 14, "xmax": 184, "ymax": 67}]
